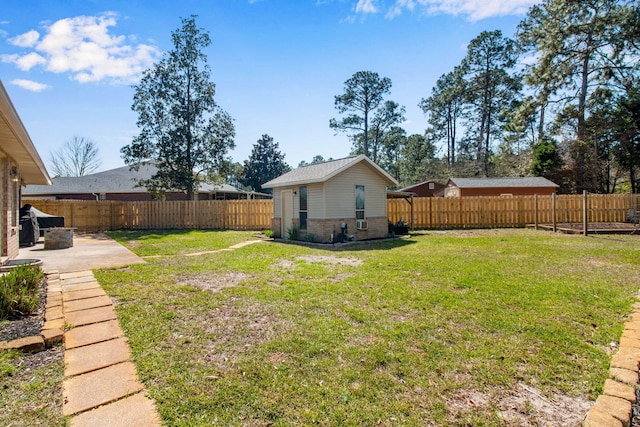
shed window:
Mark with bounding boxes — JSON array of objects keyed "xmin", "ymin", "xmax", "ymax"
[
  {"xmin": 355, "ymin": 185, "xmax": 365, "ymax": 220},
  {"xmin": 299, "ymin": 185, "xmax": 307, "ymax": 230}
]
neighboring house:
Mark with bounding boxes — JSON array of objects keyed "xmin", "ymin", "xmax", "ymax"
[
  {"xmin": 0, "ymin": 81, "xmax": 51, "ymax": 261},
  {"xmin": 399, "ymin": 180, "xmax": 445, "ymax": 197},
  {"xmin": 23, "ymin": 164, "xmax": 271, "ymax": 201},
  {"xmin": 444, "ymin": 177, "xmax": 559, "ymax": 197},
  {"xmin": 262, "ymin": 155, "xmax": 398, "ymax": 242}
]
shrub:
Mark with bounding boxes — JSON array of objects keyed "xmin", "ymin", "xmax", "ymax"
[
  {"xmin": 388, "ymin": 219, "xmax": 409, "ymax": 235},
  {"xmin": 286, "ymin": 226, "xmax": 299, "ymax": 241},
  {"xmin": 303, "ymin": 233, "xmax": 316, "ymax": 243},
  {"xmin": 263, "ymin": 229, "xmax": 275, "ymax": 239},
  {"xmin": 0, "ymin": 265, "xmax": 44, "ymax": 320}
]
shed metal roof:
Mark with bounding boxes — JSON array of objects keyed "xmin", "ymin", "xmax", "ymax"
[
  {"xmin": 447, "ymin": 177, "xmax": 559, "ymax": 188},
  {"xmin": 262, "ymin": 155, "xmax": 398, "ymax": 188}
]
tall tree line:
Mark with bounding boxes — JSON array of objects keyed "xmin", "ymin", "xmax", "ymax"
[
  {"xmin": 413, "ymin": 0, "xmax": 639, "ymax": 193},
  {"xmin": 334, "ymin": 0, "xmax": 638, "ymax": 193}
]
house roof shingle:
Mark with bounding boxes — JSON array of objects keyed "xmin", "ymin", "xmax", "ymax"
[
  {"xmin": 447, "ymin": 177, "xmax": 559, "ymax": 189},
  {"xmin": 23, "ymin": 164, "xmax": 254, "ymax": 196},
  {"xmin": 262, "ymin": 155, "xmax": 398, "ymax": 188}
]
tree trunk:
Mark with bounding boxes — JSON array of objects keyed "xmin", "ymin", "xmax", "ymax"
[
  {"xmin": 363, "ymin": 109, "xmax": 369, "ymax": 157},
  {"xmin": 577, "ymin": 35, "xmax": 592, "ymax": 143},
  {"xmin": 484, "ymin": 105, "xmax": 492, "ymax": 177}
]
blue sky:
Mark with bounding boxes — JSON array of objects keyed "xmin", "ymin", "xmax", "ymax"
[{"xmin": 1, "ymin": 0, "xmax": 539, "ymax": 174}]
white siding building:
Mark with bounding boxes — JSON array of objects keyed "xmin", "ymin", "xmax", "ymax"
[{"xmin": 263, "ymin": 155, "xmax": 397, "ymax": 242}]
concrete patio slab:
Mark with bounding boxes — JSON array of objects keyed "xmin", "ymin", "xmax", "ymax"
[
  {"xmin": 64, "ymin": 319, "xmax": 124, "ymax": 349},
  {"xmin": 69, "ymin": 392, "xmax": 161, "ymax": 427},
  {"xmin": 18, "ymin": 233, "xmax": 146, "ymax": 274},
  {"xmin": 65, "ymin": 305, "xmax": 117, "ymax": 328},
  {"xmin": 65, "ymin": 337, "xmax": 131, "ymax": 377},
  {"xmin": 64, "ymin": 287, "xmax": 107, "ymax": 301},
  {"xmin": 64, "ymin": 295, "xmax": 113, "ymax": 313},
  {"xmin": 63, "ymin": 361, "xmax": 144, "ymax": 416}
]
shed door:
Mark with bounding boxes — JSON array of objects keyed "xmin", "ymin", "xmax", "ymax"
[{"xmin": 281, "ymin": 190, "xmax": 293, "ymax": 238}]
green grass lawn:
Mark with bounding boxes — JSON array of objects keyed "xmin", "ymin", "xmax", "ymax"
[
  {"xmin": 97, "ymin": 229, "xmax": 640, "ymax": 426},
  {"xmin": 0, "ymin": 348, "xmax": 65, "ymax": 427}
]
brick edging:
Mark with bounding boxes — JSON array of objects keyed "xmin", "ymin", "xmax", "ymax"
[
  {"xmin": 583, "ymin": 302, "xmax": 640, "ymax": 426},
  {"xmin": 0, "ymin": 271, "xmax": 64, "ymax": 353}
]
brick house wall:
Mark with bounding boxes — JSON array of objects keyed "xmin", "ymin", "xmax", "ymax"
[
  {"xmin": 302, "ymin": 216, "xmax": 388, "ymax": 243},
  {"xmin": 0, "ymin": 157, "xmax": 20, "ymax": 260}
]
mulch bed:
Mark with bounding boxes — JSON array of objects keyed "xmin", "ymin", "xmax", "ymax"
[{"xmin": 0, "ymin": 278, "xmax": 47, "ymax": 342}]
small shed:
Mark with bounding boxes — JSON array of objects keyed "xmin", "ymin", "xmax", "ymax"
[
  {"xmin": 262, "ymin": 155, "xmax": 398, "ymax": 242},
  {"xmin": 444, "ymin": 177, "xmax": 559, "ymax": 197},
  {"xmin": 399, "ymin": 180, "xmax": 445, "ymax": 197}
]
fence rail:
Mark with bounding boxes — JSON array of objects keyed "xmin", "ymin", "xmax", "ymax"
[
  {"xmin": 387, "ymin": 193, "xmax": 640, "ymax": 229},
  {"xmin": 24, "ymin": 199, "xmax": 274, "ymax": 232},
  {"xmin": 24, "ymin": 193, "xmax": 640, "ymax": 232}
]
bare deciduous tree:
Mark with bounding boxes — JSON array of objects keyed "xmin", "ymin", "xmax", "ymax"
[{"xmin": 50, "ymin": 136, "xmax": 101, "ymax": 177}]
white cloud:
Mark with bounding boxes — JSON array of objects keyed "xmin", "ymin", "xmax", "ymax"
[
  {"xmin": 415, "ymin": 0, "xmax": 539, "ymax": 21},
  {"xmin": 386, "ymin": 0, "xmax": 415, "ymax": 19},
  {"xmin": 11, "ymin": 79, "xmax": 49, "ymax": 92},
  {"xmin": 1, "ymin": 52, "xmax": 47, "ymax": 70},
  {"xmin": 3, "ymin": 13, "xmax": 161, "ymax": 84},
  {"xmin": 355, "ymin": 0, "xmax": 540, "ymax": 21},
  {"xmin": 8, "ymin": 29, "xmax": 40, "ymax": 47},
  {"xmin": 356, "ymin": 0, "xmax": 379, "ymax": 14}
]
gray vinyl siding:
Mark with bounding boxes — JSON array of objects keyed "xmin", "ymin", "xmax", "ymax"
[
  {"xmin": 272, "ymin": 161, "xmax": 390, "ymax": 221},
  {"xmin": 307, "ymin": 183, "xmax": 324, "ymax": 219},
  {"xmin": 323, "ymin": 162, "xmax": 388, "ymax": 219},
  {"xmin": 272, "ymin": 187, "xmax": 282, "ymax": 218}
]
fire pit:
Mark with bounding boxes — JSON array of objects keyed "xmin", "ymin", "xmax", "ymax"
[{"xmin": 44, "ymin": 227, "xmax": 76, "ymax": 249}]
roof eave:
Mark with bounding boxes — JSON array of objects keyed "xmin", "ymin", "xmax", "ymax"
[
  {"xmin": 0, "ymin": 81, "xmax": 51, "ymax": 185},
  {"xmin": 262, "ymin": 177, "xmax": 327, "ymax": 189}
]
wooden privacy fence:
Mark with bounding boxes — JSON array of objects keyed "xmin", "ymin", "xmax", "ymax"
[
  {"xmin": 24, "ymin": 193, "xmax": 640, "ymax": 232},
  {"xmin": 387, "ymin": 193, "xmax": 640, "ymax": 229},
  {"xmin": 23, "ymin": 199, "xmax": 274, "ymax": 232}
]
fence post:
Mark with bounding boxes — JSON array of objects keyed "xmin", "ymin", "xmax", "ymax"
[
  {"xmin": 583, "ymin": 190, "xmax": 588, "ymax": 236},
  {"xmin": 534, "ymin": 194, "xmax": 538, "ymax": 230},
  {"xmin": 552, "ymin": 193, "xmax": 557, "ymax": 232}
]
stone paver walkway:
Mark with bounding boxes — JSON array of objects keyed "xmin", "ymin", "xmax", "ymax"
[{"xmin": 57, "ymin": 270, "xmax": 162, "ymax": 426}]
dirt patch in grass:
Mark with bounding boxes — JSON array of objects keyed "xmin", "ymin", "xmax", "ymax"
[
  {"xmin": 273, "ymin": 255, "xmax": 363, "ymax": 270},
  {"xmin": 297, "ymin": 255, "xmax": 363, "ymax": 267},
  {"xmin": 272, "ymin": 259, "xmax": 296, "ymax": 270},
  {"xmin": 196, "ymin": 301, "xmax": 290, "ymax": 371},
  {"xmin": 446, "ymin": 384, "xmax": 592, "ymax": 426},
  {"xmin": 178, "ymin": 272, "xmax": 256, "ymax": 293}
]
